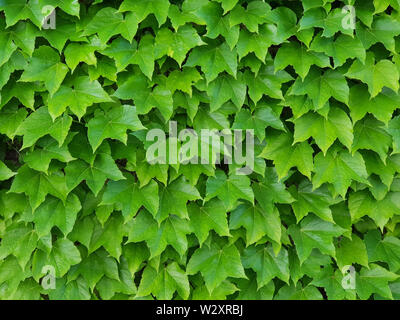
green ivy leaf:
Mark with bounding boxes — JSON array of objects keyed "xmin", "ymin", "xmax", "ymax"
[
  {"xmin": 312, "ymin": 148, "xmax": 369, "ymax": 198},
  {"xmin": 87, "ymin": 105, "xmax": 144, "ymax": 152},
  {"xmin": 293, "ymin": 107, "xmax": 353, "ymax": 154},
  {"xmin": 83, "ymin": 8, "xmax": 138, "ymax": 44},
  {"xmin": 289, "ymin": 180, "xmax": 335, "ymax": 223},
  {"xmin": 242, "ymin": 245, "xmax": 290, "ymax": 289},
  {"xmin": 48, "ymin": 76, "xmax": 112, "ymax": 120},
  {"xmin": 188, "ymin": 199, "xmax": 230, "ymax": 246},
  {"xmin": 65, "ymin": 153, "xmax": 125, "ymax": 196},
  {"xmin": 155, "ymin": 25, "xmax": 205, "ymax": 66},
  {"xmin": 10, "ymin": 165, "xmax": 68, "ymax": 210},
  {"xmin": 205, "ymin": 170, "xmax": 254, "ymax": 211},
  {"xmin": 0, "ymin": 160, "xmax": 16, "ymax": 181},
  {"xmin": 288, "ymin": 215, "xmax": 345, "ymax": 264},
  {"xmin": 187, "ymin": 242, "xmax": 247, "ymax": 293},
  {"xmin": 19, "ymin": 46, "xmax": 69, "ymax": 96},
  {"xmin": 275, "ymin": 42, "xmax": 330, "ymax": 80},
  {"xmin": 137, "ymin": 263, "xmax": 190, "ymax": 299},
  {"xmin": 185, "ymin": 42, "xmax": 237, "ymax": 83},
  {"xmin": 119, "ymin": 0, "xmax": 170, "ymax": 26},
  {"xmin": 260, "ymin": 132, "xmax": 314, "ymax": 180},
  {"xmin": 127, "ymin": 209, "xmax": 191, "ymax": 258},
  {"xmin": 356, "ymin": 265, "xmax": 400, "ymax": 300},
  {"xmin": 290, "ymin": 67, "xmax": 349, "ymax": 109},
  {"xmin": 33, "ymin": 194, "xmax": 81, "ymax": 237},
  {"xmin": 102, "ymin": 176, "xmax": 159, "ymax": 221},
  {"xmin": 346, "ymin": 52, "xmax": 399, "ymax": 98}
]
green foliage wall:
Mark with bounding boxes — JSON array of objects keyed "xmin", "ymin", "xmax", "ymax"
[{"xmin": 1, "ymin": 0, "xmax": 400, "ymax": 300}]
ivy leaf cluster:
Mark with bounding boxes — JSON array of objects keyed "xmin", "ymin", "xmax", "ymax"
[{"xmin": 1, "ymin": 0, "xmax": 400, "ymax": 300}]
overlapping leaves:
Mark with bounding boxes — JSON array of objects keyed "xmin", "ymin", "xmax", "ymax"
[{"xmin": 0, "ymin": 0, "xmax": 400, "ymax": 301}]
